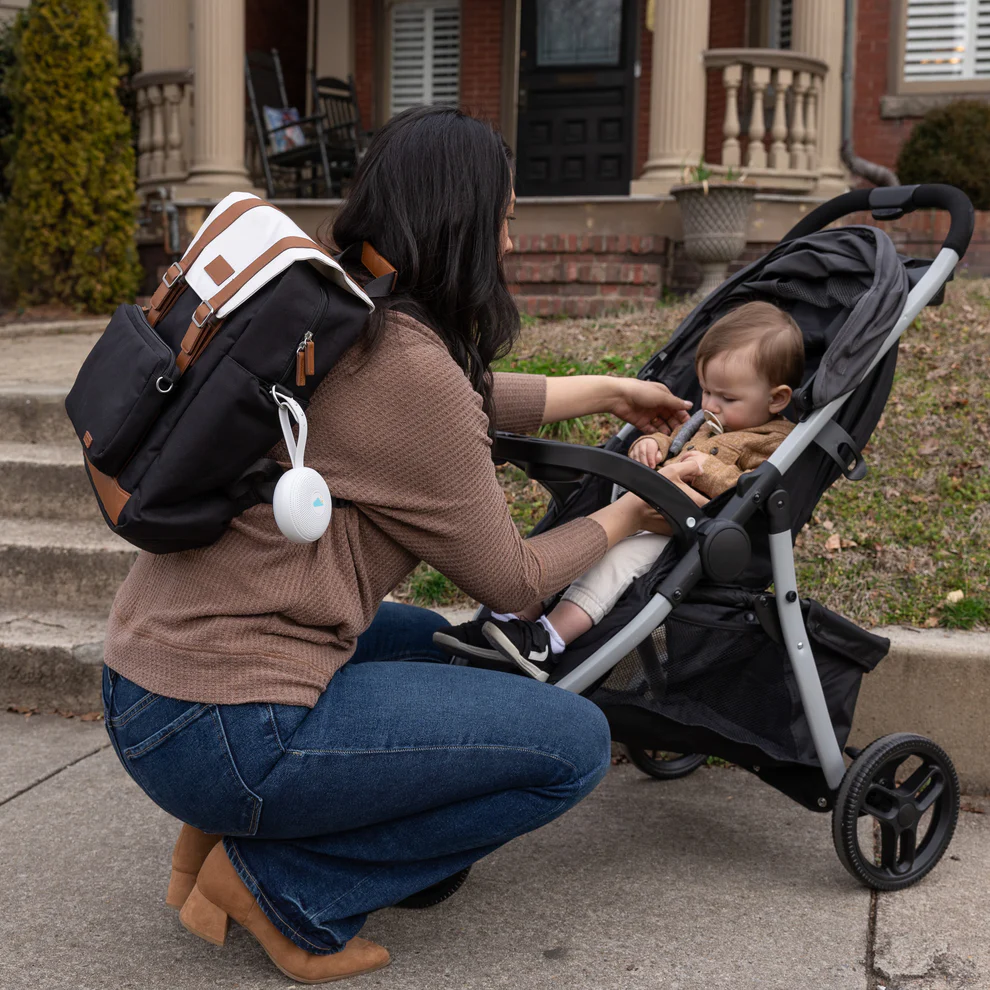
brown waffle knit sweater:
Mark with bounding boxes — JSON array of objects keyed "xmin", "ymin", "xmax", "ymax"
[{"xmin": 104, "ymin": 312, "xmax": 608, "ymax": 707}]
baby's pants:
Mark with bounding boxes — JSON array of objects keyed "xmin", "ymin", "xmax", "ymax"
[{"xmin": 560, "ymin": 532, "xmax": 671, "ymax": 625}]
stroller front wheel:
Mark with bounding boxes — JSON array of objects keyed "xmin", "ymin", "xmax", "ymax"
[
  {"xmin": 622, "ymin": 746, "xmax": 707, "ymax": 780},
  {"xmin": 832, "ymin": 733, "xmax": 960, "ymax": 890}
]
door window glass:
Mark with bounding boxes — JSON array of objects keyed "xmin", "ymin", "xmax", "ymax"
[{"xmin": 535, "ymin": 0, "xmax": 622, "ymax": 67}]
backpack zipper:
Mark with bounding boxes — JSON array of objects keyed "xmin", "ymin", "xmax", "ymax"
[
  {"xmin": 280, "ymin": 282, "xmax": 329, "ymax": 389},
  {"xmin": 295, "ymin": 331, "xmax": 314, "ymax": 386}
]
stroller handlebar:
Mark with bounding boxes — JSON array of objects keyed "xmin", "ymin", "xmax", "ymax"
[
  {"xmin": 780, "ymin": 183, "xmax": 974, "ymax": 259},
  {"xmin": 492, "ymin": 433, "xmax": 703, "ymax": 547}
]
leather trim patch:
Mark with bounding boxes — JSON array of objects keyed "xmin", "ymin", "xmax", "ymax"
[
  {"xmin": 361, "ymin": 242, "xmax": 397, "ymax": 280},
  {"xmin": 204, "ymin": 255, "xmax": 235, "ymax": 285},
  {"xmin": 84, "ymin": 454, "xmax": 131, "ymax": 525},
  {"xmin": 83, "ymin": 431, "xmax": 93, "ymax": 449}
]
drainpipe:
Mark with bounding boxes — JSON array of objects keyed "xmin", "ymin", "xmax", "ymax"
[{"xmin": 840, "ymin": 0, "xmax": 899, "ymax": 186}]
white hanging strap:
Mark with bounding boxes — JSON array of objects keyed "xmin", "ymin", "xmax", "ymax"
[{"xmin": 271, "ymin": 387, "xmax": 307, "ymax": 470}]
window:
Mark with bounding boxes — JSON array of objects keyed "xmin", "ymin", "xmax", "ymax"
[
  {"xmin": 902, "ymin": 0, "xmax": 990, "ymax": 82},
  {"xmin": 769, "ymin": 0, "xmax": 792, "ymax": 50},
  {"xmin": 390, "ymin": 1, "xmax": 460, "ymax": 116}
]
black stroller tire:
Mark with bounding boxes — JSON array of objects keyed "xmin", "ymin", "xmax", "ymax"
[
  {"xmin": 832, "ymin": 733, "xmax": 959, "ymax": 891},
  {"xmin": 623, "ymin": 746, "xmax": 707, "ymax": 780},
  {"xmin": 393, "ymin": 867, "xmax": 472, "ymax": 909}
]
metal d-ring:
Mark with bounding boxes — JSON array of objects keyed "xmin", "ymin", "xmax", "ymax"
[{"xmin": 156, "ymin": 376, "xmax": 174, "ymax": 394}]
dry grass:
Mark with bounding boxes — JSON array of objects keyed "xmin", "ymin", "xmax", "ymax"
[{"xmin": 394, "ymin": 286, "xmax": 990, "ymax": 629}]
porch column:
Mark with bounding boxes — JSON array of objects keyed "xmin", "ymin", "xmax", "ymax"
[
  {"xmin": 138, "ymin": 0, "xmax": 190, "ymax": 71},
  {"xmin": 792, "ymin": 0, "xmax": 847, "ymax": 196},
  {"xmin": 630, "ymin": 0, "xmax": 710, "ymax": 195},
  {"xmin": 185, "ymin": 0, "xmax": 252, "ymax": 197}
]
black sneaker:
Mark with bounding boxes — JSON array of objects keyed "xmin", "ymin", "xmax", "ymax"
[
  {"xmin": 433, "ymin": 619, "xmax": 506, "ymax": 661},
  {"xmin": 482, "ymin": 618, "xmax": 557, "ymax": 682}
]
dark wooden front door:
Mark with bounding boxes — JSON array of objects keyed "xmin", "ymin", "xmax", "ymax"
[{"xmin": 515, "ymin": 0, "xmax": 638, "ymax": 196}]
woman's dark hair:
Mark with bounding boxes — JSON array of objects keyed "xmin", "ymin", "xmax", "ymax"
[{"xmin": 326, "ymin": 105, "xmax": 519, "ymax": 428}]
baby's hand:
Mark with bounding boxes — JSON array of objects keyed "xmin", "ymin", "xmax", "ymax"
[{"xmin": 629, "ymin": 436, "xmax": 661, "ymax": 470}]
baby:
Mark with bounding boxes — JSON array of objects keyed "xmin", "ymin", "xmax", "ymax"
[{"xmin": 435, "ymin": 301, "xmax": 804, "ymax": 681}]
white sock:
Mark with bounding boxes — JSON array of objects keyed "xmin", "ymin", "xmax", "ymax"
[
  {"xmin": 489, "ymin": 611, "xmax": 517, "ymax": 622},
  {"xmin": 537, "ymin": 615, "xmax": 566, "ymax": 655}
]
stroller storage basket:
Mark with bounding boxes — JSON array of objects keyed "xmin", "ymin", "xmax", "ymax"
[{"xmin": 591, "ymin": 595, "xmax": 888, "ymax": 768}]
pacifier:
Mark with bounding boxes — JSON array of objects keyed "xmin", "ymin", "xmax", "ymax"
[{"xmin": 703, "ymin": 409, "xmax": 724, "ymax": 435}]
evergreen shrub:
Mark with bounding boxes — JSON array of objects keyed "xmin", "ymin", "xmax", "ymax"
[
  {"xmin": 0, "ymin": 0, "xmax": 141, "ymax": 311},
  {"xmin": 0, "ymin": 13, "xmax": 25, "ymax": 202},
  {"xmin": 896, "ymin": 100, "xmax": 990, "ymax": 210}
]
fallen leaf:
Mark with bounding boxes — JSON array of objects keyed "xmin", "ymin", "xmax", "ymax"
[
  {"xmin": 946, "ymin": 590, "xmax": 965, "ymax": 604},
  {"xmin": 918, "ymin": 440, "xmax": 939, "ymax": 455},
  {"xmin": 825, "ymin": 534, "xmax": 842, "ymax": 551},
  {"xmin": 822, "ymin": 519, "xmax": 835, "ymax": 531},
  {"xmin": 924, "ymin": 616, "xmax": 940, "ymax": 627}
]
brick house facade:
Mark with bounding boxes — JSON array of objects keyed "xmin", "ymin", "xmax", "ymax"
[{"xmin": 129, "ymin": 0, "xmax": 990, "ymax": 306}]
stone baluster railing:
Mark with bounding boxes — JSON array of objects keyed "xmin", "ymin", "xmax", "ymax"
[
  {"xmin": 703, "ymin": 49, "xmax": 828, "ymax": 192},
  {"xmin": 132, "ymin": 69, "xmax": 194, "ymax": 190}
]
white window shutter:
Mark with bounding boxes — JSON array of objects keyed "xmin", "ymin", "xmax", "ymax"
[
  {"xmin": 977, "ymin": 0, "xmax": 990, "ymax": 76},
  {"xmin": 903, "ymin": 0, "xmax": 982, "ymax": 80},
  {"xmin": 391, "ymin": 2, "xmax": 461, "ymax": 116}
]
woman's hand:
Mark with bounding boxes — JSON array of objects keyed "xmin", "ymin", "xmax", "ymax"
[
  {"xmin": 609, "ymin": 379, "xmax": 692, "ymax": 435},
  {"xmin": 541, "ymin": 376, "xmax": 692, "ymax": 428}
]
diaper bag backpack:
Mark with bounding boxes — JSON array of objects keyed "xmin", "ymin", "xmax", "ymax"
[{"xmin": 64, "ymin": 192, "xmax": 395, "ymax": 553}]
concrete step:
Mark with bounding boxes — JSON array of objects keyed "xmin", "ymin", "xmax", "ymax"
[
  {"xmin": 0, "ymin": 386, "xmax": 76, "ymax": 445},
  {"xmin": 0, "ymin": 443, "xmax": 99, "ymax": 521},
  {"xmin": 0, "ymin": 518, "xmax": 136, "ymax": 613},
  {"xmin": 0, "ymin": 610, "xmax": 106, "ymax": 711}
]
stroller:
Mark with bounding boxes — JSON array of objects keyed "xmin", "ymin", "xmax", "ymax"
[{"xmin": 477, "ymin": 184, "xmax": 974, "ymax": 892}]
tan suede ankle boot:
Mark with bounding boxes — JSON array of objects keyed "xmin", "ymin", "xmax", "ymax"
[
  {"xmin": 166, "ymin": 824, "xmax": 222, "ymax": 909},
  {"xmin": 179, "ymin": 844, "xmax": 390, "ymax": 984}
]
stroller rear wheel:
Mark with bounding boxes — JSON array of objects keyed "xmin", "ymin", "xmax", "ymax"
[
  {"xmin": 833, "ymin": 733, "xmax": 959, "ymax": 890},
  {"xmin": 623, "ymin": 746, "xmax": 707, "ymax": 780},
  {"xmin": 394, "ymin": 866, "xmax": 472, "ymax": 909}
]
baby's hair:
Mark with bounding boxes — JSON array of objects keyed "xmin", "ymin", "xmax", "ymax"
[{"xmin": 695, "ymin": 301, "xmax": 805, "ymax": 389}]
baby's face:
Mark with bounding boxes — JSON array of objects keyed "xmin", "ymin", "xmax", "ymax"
[{"xmin": 698, "ymin": 346, "xmax": 787, "ymax": 432}]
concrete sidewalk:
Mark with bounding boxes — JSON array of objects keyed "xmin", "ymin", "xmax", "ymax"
[{"xmin": 1, "ymin": 710, "xmax": 987, "ymax": 990}]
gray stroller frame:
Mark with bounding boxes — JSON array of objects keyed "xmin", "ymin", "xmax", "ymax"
[{"xmin": 490, "ymin": 184, "xmax": 974, "ymax": 891}]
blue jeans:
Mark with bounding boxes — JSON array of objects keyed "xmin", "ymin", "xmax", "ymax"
[{"xmin": 102, "ymin": 603, "xmax": 611, "ymax": 954}]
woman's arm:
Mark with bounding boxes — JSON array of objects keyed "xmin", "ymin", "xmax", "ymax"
[
  {"xmin": 543, "ymin": 375, "xmax": 692, "ymax": 433},
  {"xmin": 348, "ymin": 352, "xmax": 666, "ymax": 615}
]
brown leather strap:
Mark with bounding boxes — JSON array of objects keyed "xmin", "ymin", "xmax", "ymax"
[
  {"xmin": 361, "ymin": 241, "xmax": 397, "ymax": 281},
  {"xmin": 147, "ymin": 198, "xmax": 274, "ymax": 327},
  {"xmin": 175, "ymin": 235, "xmax": 325, "ymax": 374}
]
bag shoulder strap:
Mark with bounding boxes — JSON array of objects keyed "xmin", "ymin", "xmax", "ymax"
[{"xmin": 335, "ymin": 241, "xmax": 398, "ymax": 298}]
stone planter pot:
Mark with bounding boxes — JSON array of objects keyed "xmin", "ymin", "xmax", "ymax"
[{"xmin": 670, "ymin": 182, "xmax": 757, "ymax": 297}]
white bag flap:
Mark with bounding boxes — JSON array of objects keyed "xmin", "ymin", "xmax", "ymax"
[{"xmin": 182, "ymin": 192, "xmax": 374, "ymax": 317}]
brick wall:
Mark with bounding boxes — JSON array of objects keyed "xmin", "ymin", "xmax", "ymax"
[
  {"xmin": 353, "ymin": 0, "xmax": 376, "ymax": 128},
  {"xmin": 853, "ymin": 0, "xmax": 915, "ymax": 171},
  {"xmin": 845, "ymin": 209, "xmax": 990, "ymax": 274},
  {"xmin": 505, "ymin": 234, "xmax": 668, "ymax": 316},
  {"xmin": 704, "ymin": 0, "xmax": 748, "ymax": 165},
  {"xmin": 460, "ymin": 0, "xmax": 503, "ymax": 126}
]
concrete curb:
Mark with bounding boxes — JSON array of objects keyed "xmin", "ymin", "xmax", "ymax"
[
  {"xmin": 0, "ymin": 318, "xmax": 107, "ymax": 340},
  {"xmin": 851, "ymin": 625, "xmax": 990, "ymax": 794}
]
